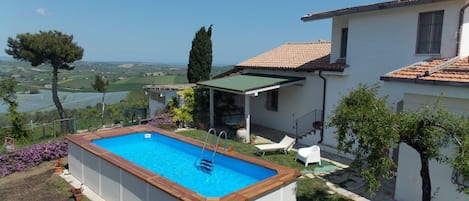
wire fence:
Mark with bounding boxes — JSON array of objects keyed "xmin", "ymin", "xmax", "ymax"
[{"xmin": 0, "ymin": 118, "xmax": 77, "ymax": 142}]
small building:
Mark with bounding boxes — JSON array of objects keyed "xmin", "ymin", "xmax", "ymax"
[{"xmin": 144, "ymin": 84, "xmax": 196, "ymax": 118}]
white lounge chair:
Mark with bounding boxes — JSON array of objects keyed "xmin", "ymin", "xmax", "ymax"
[
  {"xmin": 295, "ymin": 145, "xmax": 321, "ymax": 167},
  {"xmin": 255, "ymin": 135, "xmax": 295, "ymax": 157}
]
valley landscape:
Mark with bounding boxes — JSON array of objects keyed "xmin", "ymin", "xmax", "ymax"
[{"xmin": 0, "ymin": 58, "xmax": 231, "ymax": 113}]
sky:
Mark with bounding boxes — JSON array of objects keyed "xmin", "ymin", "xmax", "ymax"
[{"xmin": 0, "ymin": 0, "xmax": 384, "ymax": 65}]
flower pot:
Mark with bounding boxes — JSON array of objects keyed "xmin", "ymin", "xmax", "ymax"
[
  {"xmin": 312, "ymin": 121, "xmax": 323, "ymax": 130},
  {"xmin": 250, "ymin": 137, "xmax": 256, "ymax": 144},
  {"xmin": 198, "ymin": 121, "xmax": 208, "ymax": 130},
  {"xmin": 54, "ymin": 166, "xmax": 63, "ymax": 174},
  {"xmin": 236, "ymin": 128, "xmax": 249, "ymax": 143},
  {"xmin": 73, "ymin": 193, "xmax": 83, "ymax": 201},
  {"xmin": 69, "ymin": 185, "xmax": 84, "ymax": 201}
]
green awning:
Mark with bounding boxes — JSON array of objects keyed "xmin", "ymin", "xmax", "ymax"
[{"xmin": 198, "ymin": 74, "xmax": 305, "ymax": 95}]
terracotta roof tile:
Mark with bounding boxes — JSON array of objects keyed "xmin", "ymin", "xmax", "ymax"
[
  {"xmin": 235, "ymin": 42, "xmax": 346, "ymax": 72},
  {"xmin": 381, "ymin": 57, "xmax": 469, "ymax": 85}
]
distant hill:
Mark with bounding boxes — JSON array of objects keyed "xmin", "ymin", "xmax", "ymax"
[
  {"xmin": 0, "ymin": 60, "xmax": 233, "ymax": 92},
  {"xmin": 0, "ymin": 90, "xmax": 129, "ymax": 113}
]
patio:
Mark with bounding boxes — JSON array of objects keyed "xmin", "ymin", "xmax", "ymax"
[{"xmin": 228, "ymin": 123, "xmax": 396, "ymax": 201}]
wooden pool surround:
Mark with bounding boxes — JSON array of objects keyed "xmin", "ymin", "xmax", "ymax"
[{"xmin": 66, "ymin": 125, "xmax": 301, "ymax": 201}]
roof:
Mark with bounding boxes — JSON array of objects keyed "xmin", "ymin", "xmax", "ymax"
[
  {"xmin": 235, "ymin": 42, "xmax": 346, "ymax": 72},
  {"xmin": 198, "ymin": 74, "xmax": 305, "ymax": 95},
  {"xmin": 302, "ymin": 0, "xmax": 451, "ymax": 21},
  {"xmin": 380, "ymin": 56, "xmax": 469, "ymax": 86},
  {"xmin": 143, "ymin": 83, "xmax": 196, "ymax": 91}
]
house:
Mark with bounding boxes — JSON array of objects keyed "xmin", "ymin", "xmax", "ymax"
[
  {"xmin": 381, "ymin": 56, "xmax": 469, "ymax": 201},
  {"xmin": 144, "ymin": 84, "xmax": 195, "ymax": 118},
  {"xmin": 300, "ymin": 0, "xmax": 469, "ymax": 151},
  {"xmin": 198, "ymin": 42, "xmax": 345, "ymax": 144},
  {"xmin": 199, "ymin": 0, "xmax": 469, "ymax": 200},
  {"xmin": 305, "ymin": 1, "xmax": 469, "ymax": 200},
  {"xmin": 201, "ymin": 0, "xmax": 469, "ymax": 148}
]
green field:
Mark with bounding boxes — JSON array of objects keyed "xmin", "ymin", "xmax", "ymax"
[{"xmin": 0, "ymin": 59, "xmax": 232, "ymax": 92}]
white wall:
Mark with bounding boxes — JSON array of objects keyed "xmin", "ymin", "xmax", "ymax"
[
  {"xmin": 148, "ymin": 90, "xmax": 178, "ymax": 118},
  {"xmin": 322, "ymin": 0, "xmax": 464, "ymax": 149},
  {"xmin": 245, "ymin": 69, "xmax": 324, "ymax": 136}
]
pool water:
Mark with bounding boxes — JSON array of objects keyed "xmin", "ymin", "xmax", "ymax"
[{"xmin": 92, "ymin": 132, "xmax": 276, "ymax": 197}]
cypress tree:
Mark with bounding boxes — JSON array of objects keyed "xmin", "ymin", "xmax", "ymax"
[{"xmin": 187, "ymin": 25, "xmax": 213, "ymax": 83}]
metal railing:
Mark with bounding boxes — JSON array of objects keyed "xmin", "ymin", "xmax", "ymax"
[{"xmin": 295, "ymin": 109, "xmax": 322, "ymax": 139}]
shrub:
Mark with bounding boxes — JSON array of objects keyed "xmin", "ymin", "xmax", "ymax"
[{"xmin": 0, "ymin": 140, "xmax": 68, "ymax": 177}]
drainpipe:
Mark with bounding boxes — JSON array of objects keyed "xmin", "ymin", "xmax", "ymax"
[
  {"xmin": 456, "ymin": 2, "xmax": 469, "ymax": 56},
  {"xmin": 318, "ymin": 70, "xmax": 327, "ymax": 144}
]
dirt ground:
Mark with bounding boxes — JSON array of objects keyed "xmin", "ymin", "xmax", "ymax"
[{"xmin": 0, "ymin": 160, "xmax": 77, "ymax": 201}]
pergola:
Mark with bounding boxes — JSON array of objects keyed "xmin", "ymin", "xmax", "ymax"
[{"xmin": 197, "ymin": 73, "xmax": 305, "ymax": 136}]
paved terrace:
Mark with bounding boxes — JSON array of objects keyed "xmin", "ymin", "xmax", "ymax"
[{"xmin": 248, "ymin": 124, "xmax": 396, "ymax": 201}]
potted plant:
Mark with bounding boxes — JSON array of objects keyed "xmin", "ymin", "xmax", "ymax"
[
  {"xmin": 172, "ymin": 88, "xmax": 194, "ymax": 128},
  {"xmin": 312, "ymin": 121, "xmax": 323, "ymax": 130},
  {"xmin": 69, "ymin": 184, "xmax": 84, "ymax": 201},
  {"xmin": 54, "ymin": 159, "xmax": 63, "ymax": 174},
  {"xmin": 250, "ymin": 133, "xmax": 257, "ymax": 144},
  {"xmin": 236, "ymin": 121, "xmax": 249, "ymax": 143}
]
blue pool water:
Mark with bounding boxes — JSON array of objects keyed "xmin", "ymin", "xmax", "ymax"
[{"xmin": 92, "ymin": 132, "xmax": 276, "ymax": 197}]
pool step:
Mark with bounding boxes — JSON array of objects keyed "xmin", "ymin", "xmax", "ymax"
[{"xmin": 200, "ymin": 159, "xmax": 213, "ymax": 172}]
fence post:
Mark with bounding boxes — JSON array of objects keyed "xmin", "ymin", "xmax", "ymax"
[
  {"xmin": 42, "ymin": 125, "xmax": 46, "ymax": 139},
  {"xmin": 30, "ymin": 120, "xmax": 34, "ymax": 134},
  {"xmin": 53, "ymin": 120, "xmax": 56, "ymax": 138}
]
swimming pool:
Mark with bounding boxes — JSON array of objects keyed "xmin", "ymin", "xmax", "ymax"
[
  {"xmin": 66, "ymin": 126, "xmax": 300, "ymax": 201},
  {"xmin": 92, "ymin": 132, "xmax": 276, "ymax": 197}
]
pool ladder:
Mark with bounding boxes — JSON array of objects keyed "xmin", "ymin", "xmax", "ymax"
[{"xmin": 199, "ymin": 128, "xmax": 227, "ymax": 173}]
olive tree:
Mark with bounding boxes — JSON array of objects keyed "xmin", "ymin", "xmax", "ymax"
[
  {"xmin": 329, "ymin": 84, "xmax": 469, "ymax": 201},
  {"xmin": 5, "ymin": 30, "xmax": 84, "ymax": 134}
]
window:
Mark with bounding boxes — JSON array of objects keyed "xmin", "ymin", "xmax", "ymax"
[
  {"xmin": 265, "ymin": 90, "xmax": 278, "ymax": 111},
  {"xmin": 340, "ymin": 28, "xmax": 348, "ymax": 58},
  {"xmin": 416, "ymin": 10, "xmax": 444, "ymax": 54},
  {"xmin": 150, "ymin": 91, "xmax": 165, "ymax": 103}
]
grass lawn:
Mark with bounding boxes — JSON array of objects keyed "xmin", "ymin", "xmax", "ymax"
[
  {"xmin": 0, "ymin": 128, "xmax": 349, "ymax": 201},
  {"xmin": 176, "ymin": 129, "xmax": 351, "ymax": 201}
]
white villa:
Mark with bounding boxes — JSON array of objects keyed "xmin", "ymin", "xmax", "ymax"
[{"xmin": 197, "ymin": 0, "xmax": 469, "ymax": 200}]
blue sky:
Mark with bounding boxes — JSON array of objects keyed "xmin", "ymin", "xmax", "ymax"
[{"xmin": 0, "ymin": 0, "xmax": 384, "ymax": 65}]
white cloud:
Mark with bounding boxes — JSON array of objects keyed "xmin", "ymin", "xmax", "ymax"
[{"xmin": 36, "ymin": 8, "xmax": 46, "ymax": 16}]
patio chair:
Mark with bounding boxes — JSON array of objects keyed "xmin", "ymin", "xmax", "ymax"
[
  {"xmin": 295, "ymin": 145, "xmax": 321, "ymax": 167},
  {"xmin": 3, "ymin": 137, "xmax": 15, "ymax": 152},
  {"xmin": 255, "ymin": 135, "xmax": 295, "ymax": 157}
]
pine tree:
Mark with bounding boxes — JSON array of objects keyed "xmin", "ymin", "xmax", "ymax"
[{"xmin": 6, "ymin": 30, "xmax": 83, "ymax": 134}]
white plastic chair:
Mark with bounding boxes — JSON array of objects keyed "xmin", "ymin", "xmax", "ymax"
[{"xmin": 295, "ymin": 145, "xmax": 321, "ymax": 167}]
